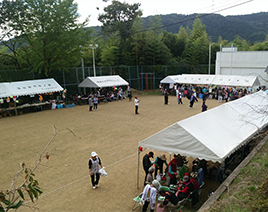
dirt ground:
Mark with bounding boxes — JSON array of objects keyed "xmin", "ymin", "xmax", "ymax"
[{"xmin": 0, "ymin": 93, "xmax": 222, "ymax": 212}]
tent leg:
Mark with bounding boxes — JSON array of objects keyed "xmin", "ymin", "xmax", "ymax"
[
  {"xmin": 137, "ymin": 149, "xmax": 140, "ymax": 190},
  {"xmin": 14, "ymin": 101, "xmax": 18, "ymax": 116}
]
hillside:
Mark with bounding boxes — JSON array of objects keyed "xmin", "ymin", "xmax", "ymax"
[{"xmin": 92, "ymin": 12, "xmax": 268, "ymax": 43}]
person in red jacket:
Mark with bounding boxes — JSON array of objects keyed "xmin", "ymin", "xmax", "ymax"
[
  {"xmin": 190, "ymin": 172, "xmax": 199, "ymax": 190},
  {"xmin": 176, "ymin": 173, "xmax": 194, "ymax": 200},
  {"xmin": 168, "ymin": 158, "xmax": 178, "ymax": 185}
]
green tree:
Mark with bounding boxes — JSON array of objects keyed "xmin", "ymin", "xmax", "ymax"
[
  {"xmin": 228, "ymin": 35, "xmax": 251, "ymax": 51},
  {"xmin": 98, "ymin": 0, "xmax": 142, "ymax": 42},
  {"xmin": 143, "ymin": 31, "xmax": 172, "ymax": 65},
  {"xmin": 182, "ymin": 18, "xmax": 209, "ymax": 65},
  {"xmin": 131, "ymin": 18, "xmax": 146, "ymax": 65},
  {"xmin": 161, "ymin": 31, "xmax": 180, "ymax": 58},
  {"xmin": 0, "ymin": 0, "xmax": 91, "ymax": 76},
  {"xmin": 148, "ymin": 15, "xmax": 163, "ymax": 34}
]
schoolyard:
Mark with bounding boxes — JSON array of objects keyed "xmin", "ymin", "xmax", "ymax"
[{"xmin": 0, "ymin": 93, "xmax": 222, "ymax": 211}]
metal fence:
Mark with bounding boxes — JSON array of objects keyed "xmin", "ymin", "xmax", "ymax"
[{"xmin": 0, "ymin": 64, "xmax": 215, "ymax": 95}]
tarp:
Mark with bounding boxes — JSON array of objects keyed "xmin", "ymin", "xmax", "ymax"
[
  {"xmin": 0, "ymin": 78, "xmax": 63, "ymax": 98},
  {"xmin": 138, "ymin": 91, "xmax": 268, "ymax": 163},
  {"xmin": 78, "ymin": 75, "xmax": 129, "ymax": 88},
  {"xmin": 160, "ymin": 75, "xmax": 181, "ymax": 84},
  {"xmin": 160, "ymin": 74, "xmax": 260, "ymax": 87},
  {"xmin": 178, "ymin": 74, "xmax": 216, "ymax": 85},
  {"xmin": 212, "ymin": 75, "xmax": 260, "ymax": 87}
]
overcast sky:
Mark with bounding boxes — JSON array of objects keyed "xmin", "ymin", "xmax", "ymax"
[{"xmin": 75, "ymin": 0, "xmax": 268, "ymax": 27}]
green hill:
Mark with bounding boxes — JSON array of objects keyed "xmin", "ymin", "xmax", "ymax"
[{"xmin": 92, "ymin": 12, "xmax": 268, "ymax": 43}]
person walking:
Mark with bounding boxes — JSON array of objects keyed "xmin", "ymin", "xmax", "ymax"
[
  {"xmin": 93, "ymin": 95, "xmax": 98, "ymax": 111},
  {"xmin": 202, "ymin": 101, "xmax": 207, "ymax": 112},
  {"xmin": 177, "ymin": 90, "xmax": 183, "ymax": 104},
  {"xmin": 128, "ymin": 88, "xmax": 132, "ymax": 101},
  {"xmin": 134, "ymin": 96, "xmax": 140, "ymax": 114},
  {"xmin": 189, "ymin": 93, "xmax": 196, "ymax": 109},
  {"xmin": 143, "ymin": 152, "xmax": 154, "ymax": 186},
  {"xmin": 164, "ymin": 89, "xmax": 169, "ymax": 105},
  {"xmin": 88, "ymin": 94, "xmax": 93, "ymax": 111},
  {"xmin": 89, "ymin": 151, "xmax": 103, "ymax": 189}
]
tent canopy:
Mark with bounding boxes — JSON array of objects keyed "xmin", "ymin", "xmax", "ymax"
[
  {"xmin": 160, "ymin": 75, "xmax": 181, "ymax": 84},
  {"xmin": 78, "ymin": 75, "xmax": 129, "ymax": 88},
  {"xmin": 138, "ymin": 91, "xmax": 268, "ymax": 163},
  {"xmin": 0, "ymin": 78, "xmax": 63, "ymax": 98},
  {"xmin": 160, "ymin": 74, "xmax": 260, "ymax": 87},
  {"xmin": 178, "ymin": 74, "xmax": 216, "ymax": 85},
  {"xmin": 212, "ymin": 75, "xmax": 260, "ymax": 87}
]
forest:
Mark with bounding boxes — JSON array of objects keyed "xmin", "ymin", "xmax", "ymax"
[{"xmin": 0, "ymin": 0, "xmax": 268, "ymax": 80}]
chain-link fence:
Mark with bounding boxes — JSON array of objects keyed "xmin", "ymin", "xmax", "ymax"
[{"xmin": 0, "ymin": 64, "xmax": 215, "ymax": 95}]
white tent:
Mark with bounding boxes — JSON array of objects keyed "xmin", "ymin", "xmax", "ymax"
[
  {"xmin": 78, "ymin": 75, "xmax": 129, "ymax": 88},
  {"xmin": 160, "ymin": 75, "xmax": 181, "ymax": 84},
  {"xmin": 212, "ymin": 75, "xmax": 260, "ymax": 87},
  {"xmin": 138, "ymin": 91, "xmax": 268, "ymax": 163},
  {"xmin": 178, "ymin": 74, "xmax": 216, "ymax": 85},
  {"xmin": 160, "ymin": 74, "xmax": 260, "ymax": 87},
  {"xmin": 0, "ymin": 78, "xmax": 63, "ymax": 98}
]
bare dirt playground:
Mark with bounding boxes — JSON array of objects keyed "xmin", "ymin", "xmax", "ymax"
[{"xmin": 0, "ymin": 94, "xmax": 222, "ymax": 212}]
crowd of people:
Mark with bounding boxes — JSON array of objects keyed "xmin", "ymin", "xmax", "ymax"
[
  {"xmin": 67, "ymin": 87, "xmax": 133, "ymax": 111},
  {"xmin": 141, "ymin": 151, "xmax": 237, "ymax": 211},
  {"xmin": 139, "ymin": 139, "xmax": 257, "ymax": 211},
  {"xmin": 159, "ymin": 83, "xmax": 266, "ymax": 113}
]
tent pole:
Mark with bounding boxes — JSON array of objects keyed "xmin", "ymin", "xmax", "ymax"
[
  {"xmin": 14, "ymin": 100, "xmax": 18, "ymax": 116},
  {"xmin": 137, "ymin": 148, "xmax": 140, "ymax": 190}
]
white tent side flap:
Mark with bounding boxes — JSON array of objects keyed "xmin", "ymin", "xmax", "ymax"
[
  {"xmin": 78, "ymin": 75, "xmax": 129, "ymax": 88},
  {"xmin": 0, "ymin": 84, "xmax": 12, "ymax": 98},
  {"xmin": 139, "ymin": 91, "xmax": 268, "ymax": 163},
  {"xmin": 0, "ymin": 78, "xmax": 63, "ymax": 98}
]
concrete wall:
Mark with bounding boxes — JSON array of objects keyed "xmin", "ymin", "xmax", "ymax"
[{"xmin": 215, "ymin": 50, "xmax": 268, "ymax": 87}]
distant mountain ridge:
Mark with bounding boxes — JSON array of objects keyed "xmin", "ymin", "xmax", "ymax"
[{"xmin": 92, "ymin": 12, "xmax": 268, "ymax": 43}]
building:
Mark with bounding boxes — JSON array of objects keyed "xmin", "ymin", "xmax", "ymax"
[{"xmin": 215, "ymin": 47, "xmax": 268, "ymax": 87}]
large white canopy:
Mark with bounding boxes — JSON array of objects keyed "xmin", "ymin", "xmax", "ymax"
[
  {"xmin": 78, "ymin": 75, "xmax": 129, "ymax": 88},
  {"xmin": 0, "ymin": 78, "xmax": 63, "ymax": 98},
  {"xmin": 160, "ymin": 75, "xmax": 181, "ymax": 84},
  {"xmin": 178, "ymin": 74, "xmax": 216, "ymax": 85},
  {"xmin": 212, "ymin": 75, "xmax": 260, "ymax": 87},
  {"xmin": 160, "ymin": 74, "xmax": 260, "ymax": 87},
  {"xmin": 138, "ymin": 91, "xmax": 268, "ymax": 163}
]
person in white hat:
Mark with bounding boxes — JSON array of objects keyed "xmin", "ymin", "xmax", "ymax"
[
  {"xmin": 89, "ymin": 151, "xmax": 103, "ymax": 189},
  {"xmin": 141, "ymin": 180, "xmax": 160, "ymax": 212}
]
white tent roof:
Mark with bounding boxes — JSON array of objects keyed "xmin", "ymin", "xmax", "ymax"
[
  {"xmin": 178, "ymin": 74, "xmax": 216, "ymax": 85},
  {"xmin": 78, "ymin": 75, "xmax": 129, "ymax": 88},
  {"xmin": 160, "ymin": 75, "xmax": 181, "ymax": 84},
  {"xmin": 160, "ymin": 74, "xmax": 260, "ymax": 87},
  {"xmin": 212, "ymin": 75, "xmax": 260, "ymax": 87},
  {"xmin": 0, "ymin": 78, "xmax": 63, "ymax": 98},
  {"xmin": 139, "ymin": 91, "xmax": 268, "ymax": 163}
]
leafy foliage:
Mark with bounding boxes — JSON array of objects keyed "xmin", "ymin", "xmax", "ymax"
[
  {"xmin": 0, "ymin": 0, "xmax": 91, "ymax": 76},
  {"xmin": 98, "ymin": 0, "xmax": 142, "ymax": 41}
]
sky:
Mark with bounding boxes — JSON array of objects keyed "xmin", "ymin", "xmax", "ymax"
[{"xmin": 75, "ymin": 0, "xmax": 268, "ymax": 27}]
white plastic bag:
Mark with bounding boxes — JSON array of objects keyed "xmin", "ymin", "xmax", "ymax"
[
  {"xmin": 99, "ymin": 167, "xmax": 108, "ymax": 177},
  {"xmin": 156, "ymin": 174, "xmax": 162, "ymax": 182}
]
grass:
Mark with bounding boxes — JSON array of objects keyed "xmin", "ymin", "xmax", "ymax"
[{"xmin": 209, "ymin": 139, "xmax": 268, "ymax": 212}]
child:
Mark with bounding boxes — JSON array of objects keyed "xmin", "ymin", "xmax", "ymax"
[{"xmin": 134, "ymin": 96, "xmax": 140, "ymax": 114}]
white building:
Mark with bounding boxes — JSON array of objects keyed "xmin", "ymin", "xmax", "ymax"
[{"xmin": 215, "ymin": 47, "xmax": 268, "ymax": 87}]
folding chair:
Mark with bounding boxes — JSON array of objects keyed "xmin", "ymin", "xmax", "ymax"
[{"xmin": 132, "ymin": 192, "xmax": 143, "ymax": 211}]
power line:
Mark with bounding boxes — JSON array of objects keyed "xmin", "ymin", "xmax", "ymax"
[{"xmin": 133, "ymin": 0, "xmax": 254, "ymax": 35}]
